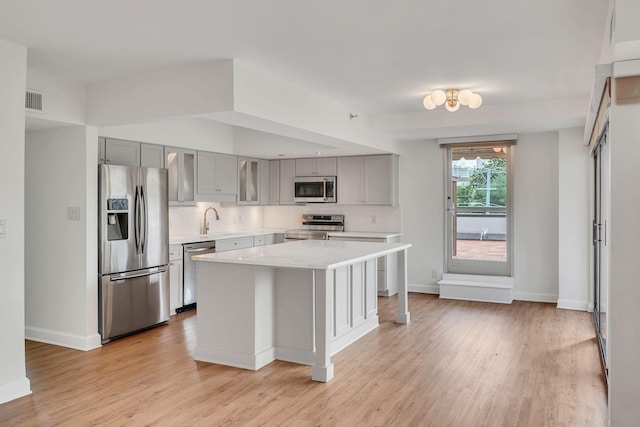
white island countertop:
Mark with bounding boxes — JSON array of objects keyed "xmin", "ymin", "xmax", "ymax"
[
  {"xmin": 170, "ymin": 228, "xmax": 284, "ymax": 245},
  {"xmin": 192, "ymin": 239, "xmax": 411, "ymax": 270},
  {"xmin": 327, "ymin": 231, "xmax": 401, "ymax": 239}
]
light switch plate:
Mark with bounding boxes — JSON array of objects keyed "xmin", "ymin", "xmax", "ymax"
[
  {"xmin": 67, "ymin": 207, "xmax": 81, "ymax": 221},
  {"xmin": 0, "ymin": 219, "xmax": 6, "ymax": 238}
]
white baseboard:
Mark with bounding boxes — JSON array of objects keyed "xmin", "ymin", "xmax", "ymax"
[
  {"xmin": 330, "ymin": 318, "xmax": 378, "ymax": 355},
  {"xmin": 194, "ymin": 346, "xmax": 276, "ymax": 371},
  {"xmin": 25, "ymin": 326, "xmax": 102, "ymax": 351},
  {"xmin": 557, "ymin": 299, "xmax": 589, "ymax": 311},
  {"xmin": 0, "ymin": 377, "xmax": 31, "ymax": 405},
  {"xmin": 408, "ymin": 283, "xmax": 440, "ymax": 294},
  {"xmin": 275, "ymin": 347, "xmax": 314, "ymax": 366},
  {"xmin": 512, "ymin": 292, "xmax": 558, "ymax": 303},
  {"xmin": 438, "ymin": 274, "xmax": 514, "ymax": 304}
]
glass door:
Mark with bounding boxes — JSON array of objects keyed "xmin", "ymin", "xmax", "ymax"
[
  {"xmin": 446, "ymin": 144, "xmax": 512, "ymax": 276},
  {"xmin": 593, "ymin": 125, "xmax": 609, "ymax": 378}
]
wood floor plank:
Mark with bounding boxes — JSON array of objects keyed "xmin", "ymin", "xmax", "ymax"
[{"xmin": 0, "ymin": 294, "xmax": 607, "ymax": 426}]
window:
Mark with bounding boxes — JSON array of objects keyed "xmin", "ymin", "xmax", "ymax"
[{"xmin": 444, "ymin": 142, "xmax": 513, "ymax": 276}]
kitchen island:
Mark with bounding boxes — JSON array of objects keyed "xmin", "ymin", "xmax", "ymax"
[{"xmin": 192, "ymin": 239, "xmax": 411, "ymax": 382}]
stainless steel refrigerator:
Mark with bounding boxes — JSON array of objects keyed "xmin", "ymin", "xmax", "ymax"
[{"xmin": 99, "ymin": 164, "xmax": 170, "ymax": 343}]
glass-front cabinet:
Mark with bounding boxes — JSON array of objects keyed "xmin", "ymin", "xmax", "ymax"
[
  {"xmin": 238, "ymin": 157, "xmax": 259, "ymax": 205},
  {"xmin": 165, "ymin": 147, "xmax": 196, "ymax": 206}
]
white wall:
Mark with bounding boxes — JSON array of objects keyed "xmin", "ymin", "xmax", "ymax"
[
  {"xmin": 26, "ymin": 68, "xmax": 87, "ymax": 125},
  {"xmin": 512, "ymin": 132, "xmax": 559, "ymax": 301},
  {"xmin": 608, "ymin": 97, "xmax": 640, "ymax": 427},
  {"xmin": 25, "ymin": 126, "xmax": 101, "ymax": 350},
  {"xmin": 397, "ymin": 140, "xmax": 444, "ymax": 293},
  {"xmin": 0, "ymin": 39, "xmax": 31, "ymax": 404},
  {"xmin": 557, "ymin": 128, "xmax": 591, "ymax": 310},
  {"xmin": 99, "ymin": 117, "xmax": 235, "ymax": 153},
  {"xmin": 87, "ymin": 60, "xmax": 234, "ymax": 126},
  {"xmin": 397, "ymin": 132, "xmax": 561, "ymax": 300}
]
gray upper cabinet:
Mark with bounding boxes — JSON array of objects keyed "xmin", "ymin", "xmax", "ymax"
[
  {"xmin": 237, "ymin": 157, "xmax": 259, "ymax": 205},
  {"xmin": 103, "ymin": 138, "xmax": 140, "ymax": 167},
  {"xmin": 166, "ymin": 146, "xmax": 196, "ymax": 206},
  {"xmin": 140, "ymin": 143, "xmax": 164, "ymax": 168},
  {"xmin": 269, "ymin": 160, "xmax": 280, "ymax": 205},
  {"xmin": 279, "ymin": 159, "xmax": 296, "ymax": 205},
  {"xmin": 196, "ymin": 151, "xmax": 237, "ymax": 202},
  {"xmin": 99, "ymin": 137, "xmax": 164, "ymax": 168},
  {"xmin": 295, "ymin": 157, "xmax": 337, "ymax": 176},
  {"xmin": 337, "ymin": 154, "xmax": 399, "ymax": 206},
  {"xmin": 259, "ymin": 159, "xmax": 270, "ymax": 205}
]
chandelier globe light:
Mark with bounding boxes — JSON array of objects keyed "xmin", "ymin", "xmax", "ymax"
[{"xmin": 423, "ymin": 88, "xmax": 482, "ymax": 112}]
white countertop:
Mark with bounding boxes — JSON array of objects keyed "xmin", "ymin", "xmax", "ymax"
[
  {"xmin": 170, "ymin": 229, "xmax": 401, "ymax": 245},
  {"xmin": 192, "ymin": 239, "xmax": 411, "ymax": 270},
  {"xmin": 170, "ymin": 229, "xmax": 284, "ymax": 245},
  {"xmin": 327, "ymin": 231, "xmax": 401, "ymax": 239}
]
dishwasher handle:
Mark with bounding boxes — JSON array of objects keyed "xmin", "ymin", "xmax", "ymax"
[{"xmin": 184, "ymin": 246, "xmax": 216, "ymax": 254}]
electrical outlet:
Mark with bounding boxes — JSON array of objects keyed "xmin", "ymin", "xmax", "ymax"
[
  {"xmin": 0, "ymin": 219, "xmax": 6, "ymax": 238},
  {"xmin": 371, "ymin": 215, "xmax": 377, "ymax": 224},
  {"xmin": 67, "ymin": 207, "xmax": 81, "ymax": 221}
]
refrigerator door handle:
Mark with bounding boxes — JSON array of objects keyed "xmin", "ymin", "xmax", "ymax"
[
  {"xmin": 109, "ymin": 266, "xmax": 167, "ymax": 281},
  {"xmin": 140, "ymin": 185, "xmax": 147, "ymax": 254},
  {"xmin": 134, "ymin": 186, "xmax": 141, "ymax": 254}
]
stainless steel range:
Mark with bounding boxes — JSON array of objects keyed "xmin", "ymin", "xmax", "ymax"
[{"xmin": 284, "ymin": 214, "xmax": 345, "ymax": 241}]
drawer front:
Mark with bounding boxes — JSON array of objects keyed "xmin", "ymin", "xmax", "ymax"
[
  {"xmin": 254, "ymin": 235, "xmax": 266, "ymax": 246},
  {"xmin": 216, "ymin": 236, "xmax": 254, "ymax": 252},
  {"xmin": 169, "ymin": 245, "xmax": 183, "ymax": 261}
]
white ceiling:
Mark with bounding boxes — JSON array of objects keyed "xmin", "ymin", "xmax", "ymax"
[{"xmin": 2, "ymin": 0, "xmax": 609, "ymax": 146}]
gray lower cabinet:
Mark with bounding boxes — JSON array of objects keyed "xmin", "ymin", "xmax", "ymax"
[
  {"xmin": 328, "ymin": 235, "xmax": 400, "ymax": 296},
  {"xmin": 168, "ymin": 245, "xmax": 183, "ymax": 315}
]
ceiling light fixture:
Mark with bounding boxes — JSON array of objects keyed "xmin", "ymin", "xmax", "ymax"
[{"xmin": 423, "ymin": 89, "xmax": 482, "ymax": 112}]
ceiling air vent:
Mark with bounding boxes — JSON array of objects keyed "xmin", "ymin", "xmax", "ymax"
[{"xmin": 25, "ymin": 90, "xmax": 44, "ymax": 112}]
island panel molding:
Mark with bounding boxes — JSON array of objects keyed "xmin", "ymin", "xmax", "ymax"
[{"xmin": 193, "ymin": 240, "xmax": 411, "ymax": 382}]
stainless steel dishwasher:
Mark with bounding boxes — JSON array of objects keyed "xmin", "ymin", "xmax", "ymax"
[{"xmin": 180, "ymin": 240, "xmax": 216, "ymax": 312}]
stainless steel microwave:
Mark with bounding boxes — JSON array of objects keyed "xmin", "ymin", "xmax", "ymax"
[{"xmin": 294, "ymin": 176, "xmax": 336, "ymax": 203}]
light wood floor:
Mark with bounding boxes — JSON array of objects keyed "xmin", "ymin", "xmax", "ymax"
[{"xmin": 0, "ymin": 294, "xmax": 607, "ymax": 426}]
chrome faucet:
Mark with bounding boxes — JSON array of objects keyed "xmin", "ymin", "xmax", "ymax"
[{"xmin": 201, "ymin": 207, "xmax": 220, "ymax": 234}]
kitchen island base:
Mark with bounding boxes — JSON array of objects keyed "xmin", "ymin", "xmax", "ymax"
[{"xmin": 193, "ymin": 240, "xmax": 410, "ymax": 382}]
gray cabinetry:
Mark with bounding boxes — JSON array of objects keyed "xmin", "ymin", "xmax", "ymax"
[
  {"xmin": 166, "ymin": 147, "xmax": 196, "ymax": 206},
  {"xmin": 140, "ymin": 143, "xmax": 164, "ymax": 168},
  {"xmin": 168, "ymin": 245, "xmax": 183, "ymax": 315},
  {"xmin": 328, "ymin": 234, "xmax": 400, "ymax": 296},
  {"xmin": 103, "ymin": 138, "xmax": 140, "ymax": 167},
  {"xmin": 337, "ymin": 155, "xmax": 398, "ymax": 206},
  {"xmin": 238, "ymin": 157, "xmax": 260, "ymax": 205},
  {"xmin": 279, "ymin": 159, "xmax": 296, "ymax": 205},
  {"xmin": 196, "ymin": 151, "xmax": 237, "ymax": 202},
  {"xmin": 295, "ymin": 157, "xmax": 337, "ymax": 176},
  {"xmin": 259, "ymin": 159, "xmax": 271, "ymax": 205},
  {"xmin": 269, "ymin": 160, "xmax": 280, "ymax": 204},
  {"xmin": 99, "ymin": 138, "xmax": 164, "ymax": 168}
]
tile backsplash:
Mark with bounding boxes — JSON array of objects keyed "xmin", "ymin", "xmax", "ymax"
[
  {"xmin": 262, "ymin": 205, "xmax": 401, "ymax": 232},
  {"xmin": 169, "ymin": 203, "xmax": 264, "ymax": 236},
  {"xmin": 169, "ymin": 203, "xmax": 402, "ymax": 236}
]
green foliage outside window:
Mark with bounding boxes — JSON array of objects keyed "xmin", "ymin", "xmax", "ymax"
[{"xmin": 457, "ymin": 158, "xmax": 507, "ymax": 208}]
